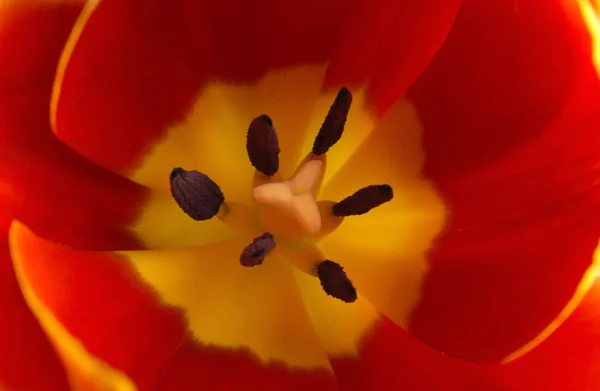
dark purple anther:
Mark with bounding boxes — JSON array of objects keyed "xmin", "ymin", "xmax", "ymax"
[
  {"xmin": 169, "ymin": 168, "xmax": 224, "ymax": 221},
  {"xmin": 240, "ymin": 233, "xmax": 276, "ymax": 267},
  {"xmin": 246, "ymin": 114, "xmax": 280, "ymax": 176},
  {"xmin": 316, "ymin": 260, "xmax": 357, "ymax": 303},
  {"xmin": 332, "ymin": 184, "xmax": 393, "ymax": 217},
  {"xmin": 312, "ymin": 87, "xmax": 353, "ymax": 156}
]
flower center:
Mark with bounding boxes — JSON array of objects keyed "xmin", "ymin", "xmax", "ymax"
[{"xmin": 169, "ymin": 88, "xmax": 394, "ymax": 303}]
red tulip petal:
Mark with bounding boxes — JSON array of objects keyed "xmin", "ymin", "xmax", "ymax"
[
  {"xmin": 9, "ymin": 221, "xmax": 339, "ymax": 391},
  {"xmin": 331, "ymin": 317, "xmax": 503, "ymax": 391},
  {"xmin": 0, "ymin": 5, "xmax": 86, "ymax": 387},
  {"xmin": 488, "ymin": 277, "xmax": 600, "ymax": 391},
  {"xmin": 0, "ymin": 213, "xmax": 69, "ymax": 391},
  {"xmin": 323, "ymin": 0, "xmax": 462, "ymax": 114},
  {"xmin": 406, "ymin": 0, "xmax": 600, "ymax": 363},
  {"xmin": 52, "ymin": 0, "xmax": 342, "ymax": 175},
  {"xmin": 53, "ymin": 0, "xmax": 461, "ymax": 177},
  {"xmin": 0, "ymin": 0, "xmax": 147, "ymax": 250}
]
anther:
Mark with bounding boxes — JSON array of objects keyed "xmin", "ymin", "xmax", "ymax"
[
  {"xmin": 312, "ymin": 87, "xmax": 353, "ymax": 156},
  {"xmin": 240, "ymin": 233, "xmax": 276, "ymax": 267},
  {"xmin": 316, "ymin": 260, "xmax": 357, "ymax": 303},
  {"xmin": 246, "ymin": 115, "xmax": 280, "ymax": 176},
  {"xmin": 170, "ymin": 168, "xmax": 225, "ymax": 221},
  {"xmin": 332, "ymin": 184, "xmax": 393, "ymax": 217}
]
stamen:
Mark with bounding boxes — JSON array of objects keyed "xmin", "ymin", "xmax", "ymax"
[
  {"xmin": 316, "ymin": 260, "xmax": 357, "ymax": 303},
  {"xmin": 170, "ymin": 167, "xmax": 225, "ymax": 221},
  {"xmin": 240, "ymin": 233, "xmax": 276, "ymax": 267},
  {"xmin": 312, "ymin": 87, "xmax": 353, "ymax": 156},
  {"xmin": 246, "ymin": 114, "xmax": 280, "ymax": 176},
  {"xmin": 332, "ymin": 184, "xmax": 393, "ymax": 217}
]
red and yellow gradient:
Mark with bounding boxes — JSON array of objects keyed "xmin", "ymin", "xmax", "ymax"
[
  {"xmin": 575, "ymin": 0, "xmax": 600, "ymax": 75},
  {"xmin": 0, "ymin": 0, "xmax": 146, "ymax": 252},
  {"xmin": 0, "ymin": 1, "xmax": 101, "ymax": 390},
  {"xmin": 1, "ymin": 0, "xmax": 600, "ymax": 390},
  {"xmin": 406, "ymin": 0, "xmax": 600, "ymax": 363}
]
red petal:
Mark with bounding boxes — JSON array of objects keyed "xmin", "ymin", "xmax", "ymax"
[
  {"xmin": 489, "ymin": 279, "xmax": 600, "ymax": 390},
  {"xmin": 0, "ymin": 211, "xmax": 68, "ymax": 391},
  {"xmin": 0, "ymin": 1, "xmax": 147, "ymax": 250},
  {"xmin": 54, "ymin": 0, "xmax": 461, "ymax": 175},
  {"xmin": 333, "ymin": 284, "xmax": 600, "ymax": 391},
  {"xmin": 323, "ymin": 0, "xmax": 462, "ymax": 113},
  {"xmin": 160, "ymin": 345, "xmax": 336, "ymax": 391},
  {"xmin": 407, "ymin": 0, "xmax": 600, "ymax": 362},
  {"xmin": 331, "ymin": 317, "xmax": 503, "ymax": 391},
  {"xmin": 10, "ymin": 221, "xmax": 337, "ymax": 390}
]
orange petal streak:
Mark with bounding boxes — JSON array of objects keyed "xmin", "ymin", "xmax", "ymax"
[
  {"xmin": 573, "ymin": 0, "xmax": 600, "ymax": 77},
  {"xmin": 9, "ymin": 222, "xmax": 338, "ymax": 391},
  {"xmin": 407, "ymin": 0, "xmax": 600, "ymax": 363},
  {"xmin": 488, "ymin": 278, "xmax": 600, "ymax": 391},
  {"xmin": 0, "ymin": 0, "xmax": 146, "ymax": 250},
  {"xmin": 0, "ymin": 3, "xmax": 89, "ymax": 389},
  {"xmin": 0, "ymin": 215, "xmax": 68, "ymax": 391}
]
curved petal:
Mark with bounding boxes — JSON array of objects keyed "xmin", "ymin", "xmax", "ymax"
[
  {"xmin": 53, "ymin": 0, "xmax": 342, "ymax": 176},
  {"xmin": 330, "ymin": 281, "xmax": 600, "ymax": 391},
  {"xmin": 328, "ymin": 281, "xmax": 600, "ymax": 391},
  {"xmin": 331, "ymin": 317, "xmax": 503, "ymax": 391},
  {"xmin": 53, "ymin": 0, "xmax": 462, "ymax": 178},
  {"xmin": 9, "ymin": 221, "xmax": 338, "ymax": 391},
  {"xmin": 0, "ymin": 0, "xmax": 146, "ymax": 250},
  {"xmin": 323, "ymin": 0, "xmax": 462, "ymax": 114},
  {"xmin": 0, "ymin": 0, "xmax": 83, "ymax": 91},
  {"xmin": 406, "ymin": 0, "xmax": 600, "ymax": 362},
  {"xmin": 488, "ymin": 277, "xmax": 600, "ymax": 390},
  {"xmin": 0, "ymin": 210, "xmax": 69, "ymax": 391}
]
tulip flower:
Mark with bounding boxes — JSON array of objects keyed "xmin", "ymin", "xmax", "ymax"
[{"xmin": 0, "ymin": 0, "xmax": 599, "ymax": 390}]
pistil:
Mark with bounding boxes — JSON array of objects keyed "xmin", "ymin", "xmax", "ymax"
[{"xmin": 252, "ymin": 156, "xmax": 325, "ymax": 236}]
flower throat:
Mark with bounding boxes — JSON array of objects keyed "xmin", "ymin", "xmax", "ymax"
[{"xmin": 169, "ymin": 88, "xmax": 393, "ymax": 303}]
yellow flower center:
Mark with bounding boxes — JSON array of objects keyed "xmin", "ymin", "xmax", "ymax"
[
  {"xmin": 168, "ymin": 86, "xmax": 395, "ymax": 303},
  {"xmin": 125, "ymin": 64, "xmax": 446, "ymax": 369}
]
